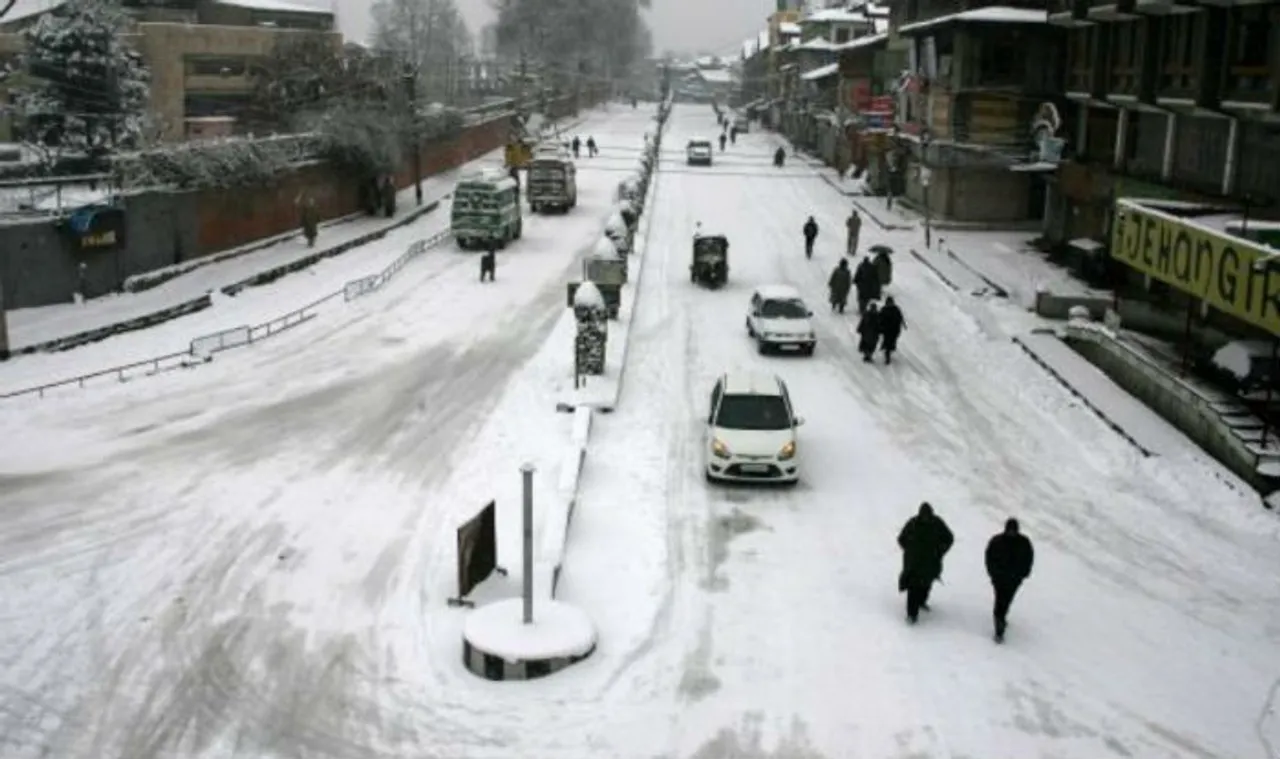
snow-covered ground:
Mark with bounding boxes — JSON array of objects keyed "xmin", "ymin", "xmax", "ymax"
[{"xmin": 0, "ymin": 103, "xmax": 1277, "ymax": 759}]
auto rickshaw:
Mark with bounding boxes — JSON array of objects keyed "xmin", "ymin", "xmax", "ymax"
[{"xmin": 690, "ymin": 232, "xmax": 729, "ymax": 288}]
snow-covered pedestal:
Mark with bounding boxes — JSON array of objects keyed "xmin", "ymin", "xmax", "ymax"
[
  {"xmin": 573, "ymin": 281, "xmax": 608, "ymax": 375},
  {"xmin": 462, "ymin": 597, "xmax": 597, "ymax": 680}
]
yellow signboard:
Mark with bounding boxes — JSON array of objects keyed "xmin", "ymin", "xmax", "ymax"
[{"xmin": 1111, "ymin": 199, "xmax": 1280, "ymax": 336}]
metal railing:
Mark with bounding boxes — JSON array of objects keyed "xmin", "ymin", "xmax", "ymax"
[{"xmin": 0, "ymin": 232, "xmax": 455, "ymax": 401}]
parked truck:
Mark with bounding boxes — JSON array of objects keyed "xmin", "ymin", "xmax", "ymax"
[
  {"xmin": 451, "ymin": 170, "xmax": 523, "ymax": 250},
  {"xmin": 527, "ymin": 147, "xmax": 578, "ymax": 213}
]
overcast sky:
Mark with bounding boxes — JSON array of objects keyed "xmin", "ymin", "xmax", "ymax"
[{"xmin": 329, "ymin": 0, "xmax": 777, "ymax": 57}]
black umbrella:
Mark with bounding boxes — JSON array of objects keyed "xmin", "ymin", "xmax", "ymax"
[{"xmin": 869, "ymin": 244, "xmax": 894, "ymax": 256}]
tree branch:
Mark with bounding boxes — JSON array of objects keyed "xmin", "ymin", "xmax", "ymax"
[{"xmin": 0, "ymin": 0, "xmax": 18, "ymax": 21}]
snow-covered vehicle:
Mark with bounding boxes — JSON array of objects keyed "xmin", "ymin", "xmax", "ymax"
[
  {"xmin": 527, "ymin": 147, "xmax": 578, "ymax": 213},
  {"xmin": 686, "ymin": 139, "xmax": 713, "ymax": 166},
  {"xmin": 746, "ymin": 285, "xmax": 816, "ymax": 356},
  {"xmin": 450, "ymin": 171, "xmax": 523, "ymax": 250},
  {"xmin": 705, "ymin": 371, "xmax": 803, "ymax": 484},
  {"xmin": 1206, "ymin": 340, "xmax": 1280, "ymax": 396}
]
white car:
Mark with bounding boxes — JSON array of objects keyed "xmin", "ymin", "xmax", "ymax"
[
  {"xmin": 686, "ymin": 139, "xmax": 713, "ymax": 166},
  {"xmin": 705, "ymin": 371, "xmax": 803, "ymax": 484},
  {"xmin": 746, "ymin": 285, "xmax": 817, "ymax": 356}
]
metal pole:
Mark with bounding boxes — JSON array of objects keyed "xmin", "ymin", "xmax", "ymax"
[
  {"xmin": 521, "ymin": 462, "xmax": 535, "ymax": 624},
  {"xmin": 1180, "ymin": 297, "xmax": 1195, "ymax": 376}
]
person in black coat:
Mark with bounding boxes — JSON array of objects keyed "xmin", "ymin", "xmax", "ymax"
[
  {"xmin": 878, "ymin": 296, "xmax": 906, "ymax": 364},
  {"xmin": 828, "ymin": 259, "xmax": 852, "ymax": 313},
  {"xmin": 856, "ymin": 301, "xmax": 881, "ymax": 361},
  {"xmin": 853, "ymin": 258, "xmax": 881, "ymax": 314},
  {"xmin": 985, "ymin": 518, "xmax": 1034, "ymax": 643},
  {"xmin": 480, "ymin": 242, "xmax": 496, "ymax": 282},
  {"xmin": 802, "ymin": 216, "xmax": 818, "ymax": 258},
  {"xmin": 897, "ymin": 502, "xmax": 954, "ymax": 623}
]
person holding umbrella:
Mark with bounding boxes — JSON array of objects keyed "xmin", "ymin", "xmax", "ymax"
[{"xmin": 870, "ymin": 244, "xmax": 894, "ymax": 288}]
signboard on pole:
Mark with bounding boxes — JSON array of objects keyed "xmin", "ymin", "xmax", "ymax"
[{"xmin": 447, "ymin": 500, "xmax": 499, "ymax": 607}]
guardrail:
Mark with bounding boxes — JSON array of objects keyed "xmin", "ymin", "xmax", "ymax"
[
  {"xmin": 0, "ymin": 232, "xmax": 455, "ymax": 401},
  {"xmin": 343, "ymin": 232, "xmax": 446, "ymax": 302}
]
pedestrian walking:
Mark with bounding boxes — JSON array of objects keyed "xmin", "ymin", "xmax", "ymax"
[
  {"xmin": 718, "ymin": 132, "xmax": 727, "ymax": 152},
  {"xmin": 828, "ymin": 259, "xmax": 852, "ymax": 313},
  {"xmin": 572, "ymin": 136, "xmax": 581, "ymax": 158},
  {"xmin": 587, "ymin": 136, "xmax": 598, "ymax": 156},
  {"xmin": 853, "ymin": 257, "xmax": 881, "ymax": 314},
  {"xmin": 730, "ymin": 125, "xmax": 738, "ymax": 145},
  {"xmin": 985, "ymin": 518, "xmax": 1034, "ymax": 643},
  {"xmin": 845, "ymin": 209, "xmax": 862, "ymax": 257},
  {"xmin": 878, "ymin": 296, "xmax": 906, "ymax": 364},
  {"xmin": 897, "ymin": 502, "xmax": 955, "ymax": 624},
  {"xmin": 874, "ymin": 245, "xmax": 893, "ymax": 287},
  {"xmin": 857, "ymin": 301, "xmax": 881, "ymax": 361},
  {"xmin": 479, "ymin": 242, "xmax": 496, "ymax": 282},
  {"xmin": 297, "ymin": 191, "xmax": 318, "ymax": 248},
  {"xmin": 803, "ymin": 216, "xmax": 819, "ymax": 259}
]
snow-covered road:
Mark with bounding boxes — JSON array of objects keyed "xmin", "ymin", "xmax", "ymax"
[
  {"xmin": 556, "ymin": 105, "xmax": 1280, "ymax": 758},
  {"xmin": 1, "ymin": 102, "xmax": 1277, "ymax": 759}
]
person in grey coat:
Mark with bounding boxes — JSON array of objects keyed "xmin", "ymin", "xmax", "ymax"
[{"xmin": 845, "ymin": 210, "xmax": 862, "ymax": 257}]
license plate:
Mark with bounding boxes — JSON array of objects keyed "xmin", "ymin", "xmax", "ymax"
[{"xmin": 740, "ymin": 464, "xmax": 769, "ymax": 473}]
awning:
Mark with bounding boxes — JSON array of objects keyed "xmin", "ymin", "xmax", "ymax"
[{"xmin": 801, "ymin": 63, "xmax": 839, "ymax": 81}]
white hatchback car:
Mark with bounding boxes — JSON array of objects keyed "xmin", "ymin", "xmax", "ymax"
[
  {"xmin": 746, "ymin": 285, "xmax": 816, "ymax": 356},
  {"xmin": 705, "ymin": 371, "xmax": 803, "ymax": 484},
  {"xmin": 686, "ymin": 139, "xmax": 713, "ymax": 166}
]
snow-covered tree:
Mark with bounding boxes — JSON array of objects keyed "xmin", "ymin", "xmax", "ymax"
[
  {"xmin": 18, "ymin": 0, "xmax": 151, "ymax": 163},
  {"xmin": 370, "ymin": 0, "xmax": 472, "ymax": 103},
  {"xmin": 490, "ymin": 0, "xmax": 652, "ymax": 91},
  {"xmin": 246, "ymin": 33, "xmax": 387, "ymax": 133}
]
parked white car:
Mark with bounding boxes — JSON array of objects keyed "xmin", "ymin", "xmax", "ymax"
[
  {"xmin": 686, "ymin": 139, "xmax": 713, "ymax": 166},
  {"xmin": 705, "ymin": 371, "xmax": 803, "ymax": 484},
  {"xmin": 746, "ymin": 285, "xmax": 816, "ymax": 356}
]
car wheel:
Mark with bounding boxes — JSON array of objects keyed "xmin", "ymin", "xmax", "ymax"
[
  {"xmin": 802, "ymin": 345, "xmax": 815, "ymax": 357},
  {"xmin": 757, "ymin": 339, "xmax": 769, "ymax": 355}
]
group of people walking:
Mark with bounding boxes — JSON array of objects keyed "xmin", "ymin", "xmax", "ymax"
[
  {"xmin": 808, "ymin": 210, "xmax": 907, "ymax": 364},
  {"xmin": 897, "ymin": 503, "xmax": 1036, "ymax": 643}
]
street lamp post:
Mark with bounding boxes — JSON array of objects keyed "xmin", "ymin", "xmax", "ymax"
[{"xmin": 403, "ymin": 66, "xmax": 423, "ymax": 206}]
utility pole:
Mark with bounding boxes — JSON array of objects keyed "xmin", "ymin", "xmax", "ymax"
[
  {"xmin": 0, "ymin": 275, "xmax": 9, "ymax": 360},
  {"xmin": 406, "ymin": 3, "xmax": 423, "ymax": 206}
]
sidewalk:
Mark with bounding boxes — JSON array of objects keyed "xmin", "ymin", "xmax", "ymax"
[
  {"xmin": 928, "ymin": 231, "xmax": 1106, "ymax": 309},
  {"xmin": 1013, "ymin": 329, "xmax": 1189, "ymax": 457},
  {"xmin": 6, "ymin": 177, "xmax": 458, "ymax": 353}
]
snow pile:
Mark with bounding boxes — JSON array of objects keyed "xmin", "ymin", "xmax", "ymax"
[
  {"xmin": 463, "ymin": 597, "xmax": 596, "ymax": 662},
  {"xmin": 1211, "ymin": 340, "xmax": 1271, "ymax": 380},
  {"xmin": 591, "ymin": 235, "xmax": 620, "ymax": 260},
  {"xmin": 605, "ymin": 211, "xmax": 626, "ymax": 236},
  {"xmin": 1067, "ymin": 304, "xmax": 1092, "ymax": 322},
  {"xmin": 573, "ymin": 280, "xmax": 605, "ymax": 309}
]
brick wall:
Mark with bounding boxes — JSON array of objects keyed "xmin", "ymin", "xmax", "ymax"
[{"xmin": 191, "ymin": 91, "xmax": 601, "ymax": 258}]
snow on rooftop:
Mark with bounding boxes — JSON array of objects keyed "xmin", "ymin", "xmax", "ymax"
[
  {"xmin": 804, "ymin": 8, "xmax": 873, "ymax": 24},
  {"xmin": 798, "ymin": 37, "xmax": 840, "ymax": 51},
  {"xmin": 897, "ymin": 6, "xmax": 1048, "ymax": 34},
  {"xmin": 0, "ymin": 0, "xmax": 64, "ymax": 25},
  {"xmin": 835, "ymin": 32, "xmax": 888, "ymax": 51},
  {"xmin": 800, "ymin": 62, "xmax": 839, "ymax": 81},
  {"xmin": 779, "ymin": 22, "xmax": 801, "ymax": 34},
  {"xmin": 699, "ymin": 69, "xmax": 733, "ymax": 84},
  {"xmin": 213, "ymin": 0, "xmax": 334, "ymax": 15}
]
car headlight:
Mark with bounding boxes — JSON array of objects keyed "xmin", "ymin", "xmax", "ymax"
[
  {"xmin": 778, "ymin": 441, "xmax": 796, "ymax": 460},
  {"xmin": 711, "ymin": 438, "xmax": 731, "ymax": 458}
]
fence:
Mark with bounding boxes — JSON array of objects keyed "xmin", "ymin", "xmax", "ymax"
[{"xmin": 0, "ymin": 231, "xmax": 455, "ymax": 401}]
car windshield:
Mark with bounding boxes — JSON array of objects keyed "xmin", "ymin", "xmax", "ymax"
[
  {"xmin": 715, "ymin": 394, "xmax": 791, "ymax": 431},
  {"xmin": 760, "ymin": 298, "xmax": 807, "ymax": 318}
]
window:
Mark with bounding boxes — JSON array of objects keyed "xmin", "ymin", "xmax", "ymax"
[
  {"xmin": 1110, "ymin": 21, "xmax": 1143, "ymax": 93},
  {"xmin": 714, "ymin": 395, "xmax": 792, "ymax": 431},
  {"xmin": 1068, "ymin": 27, "xmax": 1095, "ymax": 91},
  {"xmin": 759, "ymin": 299, "xmax": 808, "ymax": 318},
  {"xmin": 1160, "ymin": 13, "xmax": 1199, "ymax": 91},
  {"xmin": 1225, "ymin": 6, "xmax": 1275, "ymax": 100},
  {"xmin": 835, "ymin": 28, "xmax": 850, "ymax": 44},
  {"xmin": 185, "ymin": 56, "xmax": 247, "ymax": 77}
]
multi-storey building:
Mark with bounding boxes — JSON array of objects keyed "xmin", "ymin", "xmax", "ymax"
[
  {"xmin": 881, "ymin": 0, "xmax": 1063, "ymax": 222},
  {"xmin": 1053, "ymin": 0, "xmax": 1280, "ymax": 248},
  {"xmin": 0, "ymin": 0, "xmax": 339, "ymax": 143}
]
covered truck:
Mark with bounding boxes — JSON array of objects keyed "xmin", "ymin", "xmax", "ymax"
[
  {"xmin": 527, "ymin": 147, "xmax": 578, "ymax": 213},
  {"xmin": 451, "ymin": 170, "xmax": 523, "ymax": 250}
]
